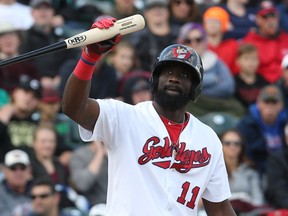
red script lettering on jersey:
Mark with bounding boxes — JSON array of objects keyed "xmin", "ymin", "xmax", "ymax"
[{"xmin": 138, "ymin": 136, "xmax": 211, "ymax": 173}]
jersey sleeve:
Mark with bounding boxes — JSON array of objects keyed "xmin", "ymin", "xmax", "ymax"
[
  {"xmin": 201, "ymin": 141, "xmax": 231, "ymax": 202},
  {"xmin": 78, "ymin": 99, "xmax": 132, "ymax": 149}
]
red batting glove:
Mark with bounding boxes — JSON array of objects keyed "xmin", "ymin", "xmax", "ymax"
[
  {"xmin": 83, "ymin": 17, "xmax": 122, "ymax": 61},
  {"xmin": 74, "ymin": 16, "xmax": 121, "ymax": 80}
]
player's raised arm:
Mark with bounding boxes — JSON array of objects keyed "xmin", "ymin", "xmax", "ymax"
[{"xmin": 62, "ymin": 16, "xmax": 121, "ymax": 131}]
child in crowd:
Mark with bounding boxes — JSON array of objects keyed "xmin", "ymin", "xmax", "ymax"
[
  {"xmin": 106, "ymin": 40, "xmax": 139, "ymax": 96},
  {"xmin": 234, "ymin": 43, "xmax": 269, "ymax": 111},
  {"xmin": 203, "ymin": 6, "xmax": 239, "ymax": 75},
  {"xmin": 107, "ymin": 41, "xmax": 138, "ymax": 80}
]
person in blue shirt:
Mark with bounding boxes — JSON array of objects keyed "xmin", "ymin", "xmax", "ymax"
[{"xmin": 237, "ymin": 85, "xmax": 287, "ymax": 177}]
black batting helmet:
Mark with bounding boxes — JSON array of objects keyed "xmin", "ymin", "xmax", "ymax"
[{"xmin": 150, "ymin": 44, "xmax": 203, "ymax": 102}]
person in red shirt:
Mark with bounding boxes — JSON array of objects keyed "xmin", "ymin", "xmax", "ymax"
[
  {"xmin": 203, "ymin": 6, "xmax": 239, "ymax": 75},
  {"xmin": 242, "ymin": 0, "xmax": 288, "ymax": 83}
]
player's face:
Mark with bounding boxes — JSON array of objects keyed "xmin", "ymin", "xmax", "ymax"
[{"xmin": 154, "ymin": 62, "xmax": 192, "ymax": 110}]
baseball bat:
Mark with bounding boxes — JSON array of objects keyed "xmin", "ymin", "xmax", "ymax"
[{"xmin": 0, "ymin": 14, "xmax": 145, "ymax": 68}]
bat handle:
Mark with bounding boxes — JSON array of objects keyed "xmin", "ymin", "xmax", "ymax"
[{"xmin": 0, "ymin": 41, "xmax": 67, "ymax": 67}]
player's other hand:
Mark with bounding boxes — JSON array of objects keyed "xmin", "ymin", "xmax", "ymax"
[{"xmin": 84, "ymin": 16, "xmax": 122, "ymax": 60}]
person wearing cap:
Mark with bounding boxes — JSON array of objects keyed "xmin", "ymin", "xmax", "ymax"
[
  {"xmin": 0, "ymin": 149, "xmax": 33, "ymax": 216},
  {"xmin": 237, "ymin": 84, "xmax": 288, "ymax": 178},
  {"xmin": 266, "ymin": 122, "xmax": 288, "ymax": 210},
  {"xmin": 33, "ymin": 88, "xmax": 78, "ymax": 167},
  {"xmin": 21, "ymin": 0, "xmax": 78, "ymax": 90},
  {"xmin": 203, "ymin": 6, "xmax": 239, "ymax": 75},
  {"xmin": 0, "ymin": 22, "xmax": 40, "ymax": 93},
  {"xmin": 242, "ymin": 0, "xmax": 288, "ymax": 83},
  {"xmin": 129, "ymin": 0, "xmax": 178, "ymax": 71},
  {"xmin": 38, "ymin": 88, "xmax": 62, "ymax": 123},
  {"xmin": 276, "ymin": 54, "xmax": 288, "ymax": 111},
  {"xmin": 0, "ymin": 75, "xmax": 42, "ymax": 162},
  {"xmin": 121, "ymin": 72, "xmax": 152, "ymax": 105}
]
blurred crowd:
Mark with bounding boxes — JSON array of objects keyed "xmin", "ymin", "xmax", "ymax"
[{"xmin": 0, "ymin": 0, "xmax": 288, "ymax": 215}]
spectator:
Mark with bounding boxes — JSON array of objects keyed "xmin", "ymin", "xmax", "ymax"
[
  {"xmin": 277, "ymin": 0, "xmax": 288, "ymax": 33},
  {"xmin": 220, "ymin": 129, "xmax": 265, "ymax": 213},
  {"xmin": 0, "ymin": 22, "xmax": 40, "ymax": 93},
  {"xmin": 130, "ymin": 0, "xmax": 178, "ymax": 71},
  {"xmin": 0, "ymin": 76, "xmax": 41, "ymax": 162},
  {"xmin": 0, "ymin": 149, "xmax": 32, "ymax": 216},
  {"xmin": 237, "ymin": 84, "xmax": 287, "ymax": 176},
  {"xmin": 168, "ymin": 0, "xmax": 202, "ymax": 31},
  {"xmin": 106, "ymin": 41, "xmax": 139, "ymax": 95},
  {"xmin": 242, "ymin": 0, "xmax": 288, "ymax": 83},
  {"xmin": 59, "ymin": 51, "xmax": 118, "ymax": 100},
  {"xmin": 69, "ymin": 140, "xmax": 108, "ymax": 207},
  {"xmin": 121, "ymin": 72, "xmax": 152, "ymax": 105},
  {"xmin": 276, "ymin": 54, "xmax": 288, "ymax": 111},
  {"xmin": 30, "ymin": 123, "xmax": 74, "ymax": 210},
  {"xmin": 107, "ymin": 0, "xmax": 142, "ymax": 20},
  {"xmin": 266, "ymin": 123, "xmax": 288, "ymax": 209},
  {"xmin": 37, "ymin": 88, "xmax": 62, "ymax": 125},
  {"xmin": 107, "ymin": 41, "xmax": 139, "ymax": 79},
  {"xmin": 203, "ymin": 6, "xmax": 239, "ymax": 75},
  {"xmin": 34, "ymin": 88, "xmax": 73, "ymax": 165},
  {"xmin": 60, "ymin": 1, "xmax": 104, "ymax": 32},
  {"xmin": 0, "ymin": 0, "xmax": 34, "ymax": 30},
  {"xmin": 177, "ymin": 22, "xmax": 245, "ymax": 117},
  {"xmin": 26, "ymin": 177, "xmax": 82, "ymax": 216},
  {"xmin": 219, "ymin": 0, "xmax": 257, "ymax": 40},
  {"xmin": 234, "ymin": 43, "xmax": 269, "ymax": 111},
  {"xmin": 22, "ymin": 0, "xmax": 78, "ymax": 90}
]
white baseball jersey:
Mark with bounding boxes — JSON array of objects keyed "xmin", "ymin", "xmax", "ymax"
[{"xmin": 79, "ymin": 100, "xmax": 231, "ymax": 216}]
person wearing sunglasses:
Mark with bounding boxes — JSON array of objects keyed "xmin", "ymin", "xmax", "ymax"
[
  {"xmin": 177, "ymin": 22, "xmax": 246, "ymax": 118},
  {"xmin": 242, "ymin": 0, "xmax": 288, "ymax": 84},
  {"xmin": 0, "ymin": 149, "xmax": 33, "ymax": 216},
  {"xmin": 27, "ymin": 177, "xmax": 80, "ymax": 216},
  {"xmin": 220, "ymin": 129, "xmax": 266, "ymax": 214}
]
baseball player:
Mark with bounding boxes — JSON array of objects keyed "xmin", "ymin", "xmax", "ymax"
[{"xmin": 62, "ymin": 17, "xmax": 236, "ymax": 215}]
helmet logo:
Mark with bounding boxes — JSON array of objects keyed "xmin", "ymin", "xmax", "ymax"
[{"xmin": 171, "ymin": 46, "xmax": 192, "ymax": 60}]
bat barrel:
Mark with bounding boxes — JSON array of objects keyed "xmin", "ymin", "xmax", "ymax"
[
  {"xmin": 0, "ymin": 41, "xmax": 67, "ymax": 68},
  {"xmin": 0, "ymin": 14, "xmax": 145, "ymax": 68}
]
